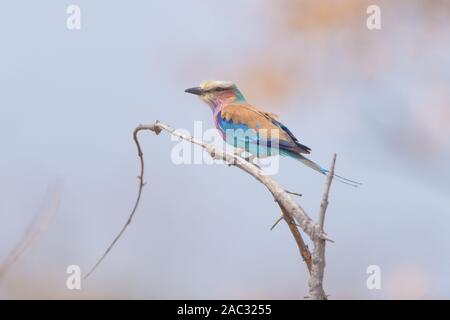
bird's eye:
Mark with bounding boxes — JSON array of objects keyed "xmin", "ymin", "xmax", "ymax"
[{"xmin": 215, "ymin": 87, "xmax": 227, "ymax": 92}]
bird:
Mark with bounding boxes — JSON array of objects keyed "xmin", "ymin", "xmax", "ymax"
[{"xmin": 185, "ymin": 80, "xmax": 360, "ymax": 186}]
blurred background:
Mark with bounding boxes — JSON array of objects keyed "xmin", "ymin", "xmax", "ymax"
[{"xmin": 0, "ymin": 0, "xmax": 449, "ymax": 299}]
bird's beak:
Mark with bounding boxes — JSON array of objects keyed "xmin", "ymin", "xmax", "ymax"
[{"xmin": 184, "ymin": 86, "xmax": 203, "ymax": 96}]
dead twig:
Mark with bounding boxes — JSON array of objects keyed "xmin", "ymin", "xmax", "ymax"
[
  {"xmin": 308, "ymin": 154, "xmax": 336, "ymax": 300},
  {"xmin": 0, "ymin": 179, "xmax": 63, "ymax": 281},
  {"xmin": 83, "ymin": 124, "xmax": 160, "ymax": 279}
]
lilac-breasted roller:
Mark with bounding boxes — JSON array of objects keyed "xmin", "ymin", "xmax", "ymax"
[{"xmin": 185, "ymin": 80, "xmax": 359, "ymax": 186}]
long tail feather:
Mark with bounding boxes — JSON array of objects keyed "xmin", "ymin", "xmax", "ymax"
[{"xmin": 284, "ymin": 152, "xmax": 362, "ymax": 187}]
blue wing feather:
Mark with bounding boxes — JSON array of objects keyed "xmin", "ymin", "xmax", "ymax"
[{"xmin": 217, "ymin": 109, "xmax": 311, "ymax": 156}]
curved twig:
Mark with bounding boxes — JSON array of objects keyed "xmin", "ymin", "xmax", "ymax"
[{"xmin": 83, "ymin": 125, "xmax": 161, "ymax": 279}]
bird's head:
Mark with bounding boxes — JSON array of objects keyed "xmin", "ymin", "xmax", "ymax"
[{"xmin": 185, "ymin": 80, "xmax": 246, "ymax": 109}]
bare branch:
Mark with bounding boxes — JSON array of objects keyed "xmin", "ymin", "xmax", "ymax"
[
  {"xmin": 280, "ymin": 207, "xmax": 312, "ymax": 273},
  {"xmin": 0, "ymin": 179, "xmax": 63, "ymax": 281},
  {"xmin": 270, "ymin": 216, "xmax": 284, "ymax": 231},
  {"xmin": 308, "ymin": 153, "xmax": 336, "ymax": 300},
  {"xmin": 86, "ymin": 121, "xmax": 338, "ymax": 301},
  {"xmin": 318, "ymin": 154, "xmax": 336, "ymax": 230},
  {"xmin": 270, "ymin": 212, "xmax": 312, "ymax": 273},
  {"xmin": 83, "ymin": 124, "xmax": 160, "ymax": 279},
  {"xmin": 285, "ymin": 190, "xmax": 302, "ymax": 197}
]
